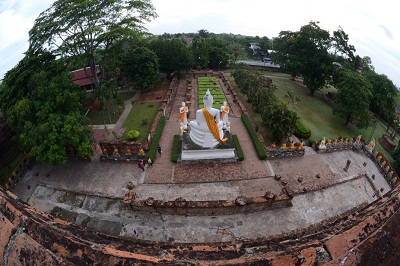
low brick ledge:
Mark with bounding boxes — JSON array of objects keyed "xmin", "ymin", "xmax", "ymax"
[
  {"xmin": 3, "ymin": 183, "xmax": 400, "ymax": 265},
  {"xmin": 129, "ymin": 190, "xmax": 292, "ymax": 215}
]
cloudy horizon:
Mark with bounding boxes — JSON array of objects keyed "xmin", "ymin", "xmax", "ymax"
[{"xmin": 1, "ymin": 0, "xmax": 399, "ymax": 87}]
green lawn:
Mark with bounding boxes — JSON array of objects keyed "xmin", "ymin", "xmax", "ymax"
[
  {"xmin": 269, "ymin": 75, "xmax": 395, "ymax": 162},
  {"xmin": 198, "ymin": 77, "xmax": 226, "ymax": 109},
  {"xmin": 121, "ymin": 101, "xmax": 162, "ymax": 143},
  {"xmin": 227, "ymin": 70, "xmax": 395, "ymax": 162},
  {"xmin": 86, "ymin": 91, "xmax": 137, "ymax": 125}
]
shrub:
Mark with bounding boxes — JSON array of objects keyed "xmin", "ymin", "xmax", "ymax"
[
  {"xmin": 241, "ymin": 113, "xmax": 267, "ymax": 160},
  {"xmin": 172, "ymin": 135, "xmax": 179, "ymax": 163},
  {"xmin": 147, "ymin": 116, "xmax": 166, "ymax": 161},
  {"xmin": 232, "ymin": 135, "xmax": 244, "ymax": 161},
  {"xmin": 127, "ymin": 130, "xmax": 140, "ymax": 140},
  {"xmin": 294, "ymin": 119, "xmax": 311, "ymax": 139}
]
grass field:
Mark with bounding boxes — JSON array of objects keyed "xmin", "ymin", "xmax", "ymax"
[
  {"xmin": 229, "ymin": 70, "xmax": 396, "ymax": 162},
  {"xmin": 86, "ymin": 91, "xmax": 137, "ymax": 125},
  {"xmin": 198, "ymin": 77, "xmax": 226, "ymax": 109},
  {"xmin": 121, "ymin": 101, "xmax": 162, "ymax": 143}
]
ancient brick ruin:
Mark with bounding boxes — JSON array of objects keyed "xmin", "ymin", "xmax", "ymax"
[{"xmin": 2, "ymin": 180, "xmax": 400, "ymax": 265}]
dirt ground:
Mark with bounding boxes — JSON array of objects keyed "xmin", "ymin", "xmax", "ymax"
[{"xmin": 136, "ymin": 78, "xmax": 171, "ymax": 102}]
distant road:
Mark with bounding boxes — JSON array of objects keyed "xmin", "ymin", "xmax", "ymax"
[{"xmin": 235, "ymin": 60, "xmax": 280, "ymax": 69}]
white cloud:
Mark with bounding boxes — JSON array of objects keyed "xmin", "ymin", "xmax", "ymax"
[
  {"xmin": 147, "ymin": 0, "xmax": 400, "ymax": 86},
  {"xmin": 1, "ymin": 0, "xmax": 399, "ymax": 87},
  {"xmin": 0, "ymin": 0, "xmax": 53, "ymax": 80}
]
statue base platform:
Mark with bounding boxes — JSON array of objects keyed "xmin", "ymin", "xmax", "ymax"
[{"xmin": 181, "ymin": 130, "xmax": 236, "ymax": 161}]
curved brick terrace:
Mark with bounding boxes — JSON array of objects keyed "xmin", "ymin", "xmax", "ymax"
[{"xmin": 2, "ymin": 71, "xmax": 400, "ymax": 265}]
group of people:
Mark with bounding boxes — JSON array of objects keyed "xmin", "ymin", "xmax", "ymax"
[{"xmin": 137, "ymin": 144, "xmax": 162, "ymax": 171}]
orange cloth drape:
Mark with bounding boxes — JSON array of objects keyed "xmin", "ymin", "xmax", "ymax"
[
  {"xmin": 202, "ymin": 108, "xmax": 227, "ymax": 143},
  {"xmin": 221, "ymin": 106, "xmax": 229, "ymax": 120},
  {"xmin": 180, "ymin": 106, "xmax": 188, "ymax": 123}
]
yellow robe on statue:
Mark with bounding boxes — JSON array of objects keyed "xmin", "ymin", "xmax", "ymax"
[
  {"xmin": 180, "ymin": 106, "xmax": 188, "ymax": 123},
  {"xmin": 221, "ymin": 106, "xmax": 229, "ymax": 120},
  {"xmin": 202, "ymin": 108, "xmax": 227, "ymax": 143}
]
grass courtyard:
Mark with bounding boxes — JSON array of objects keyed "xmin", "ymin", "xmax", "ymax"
[
  {"xmin": 86, "ymin": 91, "xmax": 137, "ymax": 125},
  {"xmin": 121, "ymin": 101, "xmax": 162, "ymax": 143},
  {"xmin": 197, "ymin": 77, "xmax": 226, "ymax": 109},
  {"xmin": 228, "ymin": 71, "xmax": 395, "ymax": 163}
]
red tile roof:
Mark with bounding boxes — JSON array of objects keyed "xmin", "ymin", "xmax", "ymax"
[{"xmin": 72, "ymin": 66, "xmax": 103, "ymax": 87}]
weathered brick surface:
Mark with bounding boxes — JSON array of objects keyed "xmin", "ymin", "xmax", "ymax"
[
  {"xmin": 0, "ymin": 210, "xmax": 15, "ymax": 260},
  {"xmin": 3, "ymin": 184, "xmax": 400, "ymax": 265},
  {"xmin": 6, "ymin": 233, "xmax": 64, "ymax": 266}
]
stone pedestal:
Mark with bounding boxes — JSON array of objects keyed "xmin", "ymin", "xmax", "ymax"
[{"xmin": 181, "ymin": 131, "xmax": 236, "ymax": 161}]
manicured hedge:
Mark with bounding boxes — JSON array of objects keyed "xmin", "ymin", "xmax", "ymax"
[
  {"xmin": 171, "ymin": 135, "xmax": 179, "ymax": 163},
  {"xmin": 294, "ymin": 119, "xmax": 311, "ymax": 139},
  {"xmin": 241, "ymin": 113, "xmax": 267, "ymax": 160},
  {"xmin": 232, "ymin": 135, "xmax": 244, "ymax": 161},
  {"xmin": 148, "ymin": 116, "xmax": 166, "ymax": 161}
]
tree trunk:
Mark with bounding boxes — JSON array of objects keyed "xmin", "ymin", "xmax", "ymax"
[
  {"xmin": 309, "ymin": 89, "xmax": 316, "ymax": 97},
  {"xmin": 345, "ymin": 115, "xmax": 351, "ymax": 126}
]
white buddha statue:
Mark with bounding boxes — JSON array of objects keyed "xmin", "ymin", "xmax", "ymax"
[{"xmin": 189, "ymin": 90, "xmax": 227, "ymax": 147}]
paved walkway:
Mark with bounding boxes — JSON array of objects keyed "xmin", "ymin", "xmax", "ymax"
[{"xmin": 11, "ymin": 76, "xmax": 392, "ymax": 243}]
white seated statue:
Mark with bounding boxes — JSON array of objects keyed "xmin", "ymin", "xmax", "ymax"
[{"xmin": 189, "ymin": 90, "xmax": 227, "ymax": 148}]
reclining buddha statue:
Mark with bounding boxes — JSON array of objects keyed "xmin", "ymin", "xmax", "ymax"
[{"xmin": 188, "ymin": 89, "xmax": 227, "ymax": 148}]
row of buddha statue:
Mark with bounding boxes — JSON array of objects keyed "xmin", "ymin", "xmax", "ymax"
[{"xmin": 179, "ymin": 90, "xmax": 230, "ymax": 148}]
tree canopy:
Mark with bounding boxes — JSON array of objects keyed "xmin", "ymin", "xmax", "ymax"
[
  {"xmin": 333, "ymin": 69, "xmax": 372, "ymax": 128},
  {"xmin": 29, "ymin": 0, "xmax": 157, "ymax": 90},
  {"xmin": 272, "ymin": 21, "xmax": 355, "ymax": 96},
  {"xmin": 360, "ymin": 57, "xmax": 397, "ymax": 122},
  {"xmin": 122, "ymin": 46, "xmax": 160, "ymax": 90},
  {"xmin": 0, "ymin": 52, "xmax": 92, "ymax": 164},
  {"xmin": 149, "ymin": 38, "xmax": 193, "ymax": 78}
]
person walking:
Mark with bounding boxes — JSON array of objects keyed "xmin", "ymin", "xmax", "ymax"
[
  {"xmin": 139, "ymin": 160, "xmax": 145, "ymax": 172},
  {"xmin": 157, "ymin": 145, "xmax": 162, "ymax": 156},
  {"xmin": 147, "ymin": 157, "xmax": 153, "ymax": 167}
]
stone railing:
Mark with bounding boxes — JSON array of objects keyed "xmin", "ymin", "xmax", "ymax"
[
  {"xmin": 99, "ymin": 140, "xmax": 146, "ymax": 162},
  {"xmin": 266, "ymin": 146, "xmax": 305, "ymax": 160},
  {"xmin": 126, "ymin": 189, "xmax": 292, "ymax": 216},
  {"xmin": 313, "ymin": 137, "xmax": 399, "ymax": 188}
]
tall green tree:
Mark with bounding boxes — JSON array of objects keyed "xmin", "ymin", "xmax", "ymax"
[
  {"xmin": 333, "ymin": 69, "xmax": 372, "ymax": 128},
  {"xmin": 0, "ymin": 53, "xmax": 92, "ymax": 164},
  {"xmin": 149, "ymin": 38, "xmax": 193, "ymax": 78},
  {"xmin": 272, "ymin": 22, "xmax": 355, "ymax": 97},
  {"xmin": 359, "ymin": 56, "xmax": 397, "ymax": 122},
  {"xmin": 29, "ymin": 0, "xmax": 157, "ymax": 91},
  {"xmin": 122, "ymin": 46, "xmax": 160, "ymax": 90},
  {"xmin": 262, "ymin": 101, "xmax": 298, "ymax": 142}
]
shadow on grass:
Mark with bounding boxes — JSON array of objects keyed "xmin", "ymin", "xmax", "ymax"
[{"xmin": 86, "ymin": 91, "xmax": 137, "ymax": 125}]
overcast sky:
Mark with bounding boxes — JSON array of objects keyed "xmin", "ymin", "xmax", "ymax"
[{"xmin": 1, "ymin": 0, "xmax": 399, "ymax": 86}]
